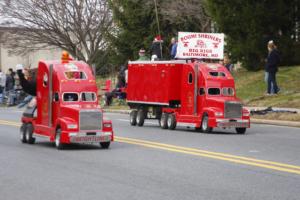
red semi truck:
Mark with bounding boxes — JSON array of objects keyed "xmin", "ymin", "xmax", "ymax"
[
  {"xmin": 126, "ymin": 60, "xmax": 250, "ymax": 134},
  {"xmin": 20, "ymin": 53, "xmax": 114, "ymax": 149}
]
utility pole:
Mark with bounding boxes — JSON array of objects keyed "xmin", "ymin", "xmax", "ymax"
[{"xmin": 153, "ymin": 0, "xmax": 163, "ymax": 59}]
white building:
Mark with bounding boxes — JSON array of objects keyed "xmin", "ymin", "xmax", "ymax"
[{"xmin": 0, "ymin": 27, "xmax": 62, "ymax": 72}]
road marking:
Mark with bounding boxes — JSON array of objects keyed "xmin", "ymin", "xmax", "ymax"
[
  {"xmin": 1, "ymin": 119, "xmax": 300, "ymax": 175},
  {"xmin": 0, "ymin": 119, "xmax": 21, "ymax": 127},
  {"xmin": 115, "ymin": 137, "xmax": 300, "ymax": 174}
]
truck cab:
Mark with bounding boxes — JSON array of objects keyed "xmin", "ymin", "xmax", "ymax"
[
  {"xmin": 20, "ymin": 54, "xmax": 114, "ymax": 149},
  {"xmin": 177, "ymin": 62, "xmax": 249, "ymax": 133}
]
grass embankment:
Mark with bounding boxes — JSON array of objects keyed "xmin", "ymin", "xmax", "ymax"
[
  {"xmin": 234, "ymin": 66, "xmax": 300, "ymax": 108},
  {"xmin": 234, "ymin": 66, "xmax": 300, "ymax": 121}
]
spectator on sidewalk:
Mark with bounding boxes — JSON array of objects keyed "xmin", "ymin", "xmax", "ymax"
[
  {"xmin": 0, "ymin": 69, "xmax": 6, "ymax": 104},
  {"xmin": 265, "ymin": 40, "xmax": 280, "ymax": 95},
  {"xmin": 6, "ymin": 68, "xmax": 16, "ymax": 106},
  {"xmin": 104, "ymin": 74, "xmax": 126, "ymax": 106}
]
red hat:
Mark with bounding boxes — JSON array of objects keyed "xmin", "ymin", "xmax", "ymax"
[{"xmin": 155, "ymin": 35, "xmax": 162, "ymax": 41}]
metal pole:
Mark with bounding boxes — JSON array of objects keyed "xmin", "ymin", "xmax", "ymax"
[
  {"xmin": 194, "ymin": 64, "xmax": 198, "ymax": 115},
  {"xmin": 153, "ymin": 0, "xmax": 163, "ymax": 59},
  {"xmin": 48, "ymin": 64, "xmax": 53, "ymax": 127}
]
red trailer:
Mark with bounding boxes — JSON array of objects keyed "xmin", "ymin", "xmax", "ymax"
[
  {"xmin": 20, "ymin": 53, "xmax": 114, "ymax": 149},
  {"xmin": 127, "ymin": 60, "xmax": 250, "ymax": 134}
]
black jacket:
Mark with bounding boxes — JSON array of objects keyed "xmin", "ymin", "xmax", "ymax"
[
  {"xmin": 266, "ymin": 49, "xmax": 280, "ymax": 73},
  {"xmin": 150, "ymin": 41, "xmax": 163, "ymax": 59},
  {"xmin": 5, "ymin": 74, "xmax": 14, "ymax": 91},
  {"xmin": 17, "ymin": 70, "xmax": 37, "ymax": 96}
]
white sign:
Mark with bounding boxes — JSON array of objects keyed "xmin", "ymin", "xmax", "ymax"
[{"xmin": 176, "ymin": 32, "xmax": 224, "ymax": 59}]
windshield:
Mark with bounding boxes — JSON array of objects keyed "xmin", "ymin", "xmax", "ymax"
[
  {"xmin": 209, "ymin": 71, "xmax": 226, "ymax": 77},
  {"xmin": 62, "ymin": 92, "xmax": 96, "ymax": 102},
  {"xmin": 208, "ymin": 88, "xmax": 220, "ymax": 95},
  {"xmin": 64, "ymin": 71, "xmax": 87, "ymax": 80},
  {"xmin": 81, "ymin": 92, "xmax": 97, "ymax": 102},
  {"xmin": 63, "ymin": 93, "xmax": 79, "ymax": 102},
  {"xmin": 222, "ymin": 88, "xmax": 235, "ymax": 96}
]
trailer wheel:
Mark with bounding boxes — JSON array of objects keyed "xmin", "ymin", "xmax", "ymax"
[
  {"xmin": 100, "ymin": 142, "xmax": 110, "ymax": 149},
  {"xmin": 201, "ymin": 114, "xmax": 213, "ymax": 133},
  {"xmin": 160, "ymin": 113, "xmax": 168, "ymax": 129},
  {"xmin": 130, "ymin": 110, "xmax": 137, "ymax": 126},
  {"xmin": 136, "ymin": 109, "xmax": 145, "ymax": 126},
  {"xmin": 55, "ymin": 128, "xmax": 64, "ymax": 150},
  {"xmin": 236, "ymin": 128, "xmax": 246, "ymax": 134},
  {"xmin": 25, "ymin": 123, "xmax": 35, "ymax": 144},
  {"xmin": 167, "ymin": 114, "xmax": 176, "ymax": 130},
  {"xmin": 20, "ymin": 123, "xmax": 27, "ymax": 143}
]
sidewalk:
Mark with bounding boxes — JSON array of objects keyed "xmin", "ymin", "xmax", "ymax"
[{"xmin": 104, "ymin": 107, "xmax": 300, "ymax": 128}]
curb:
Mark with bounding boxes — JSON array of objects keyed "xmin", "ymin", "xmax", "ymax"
[
  {"xmin": 104, "ymin": 109, "xmax": 300, "ymax": 128},
  {"xmin": 251, "ymin": 118, "xmax": 300, "ymax": 128},
  {"xmin": 103, "ymin": 109, "xmax": 130, "ymax": 114}
]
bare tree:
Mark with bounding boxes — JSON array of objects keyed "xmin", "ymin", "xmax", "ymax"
[
  {"xmin": 0, "ymin": 0, "xmax": 113, "ymax": 64},
  {"xmin": 159, "ymin": 0, "xmax": 211, "ymax": 32}
]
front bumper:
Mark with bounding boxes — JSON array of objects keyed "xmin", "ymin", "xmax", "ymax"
[
  {"xmin": 216, "ymin": 119, "xmax": 250, "ymax": 128},
  {"xmin": 64, "ymin": 131, "xmax": 113, "ymax": 144}
]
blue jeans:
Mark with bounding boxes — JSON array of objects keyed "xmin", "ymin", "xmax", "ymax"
[
  {"xmin": 0, "ymin": 86, "xmax": 4, "ymax": 104},
  {"xmin": 17, "ymin": 95, "xmax": 33, "ymax": 108},
  {"xmin": 7, "ymin": 90, "xmax": 16, "ymax": 105},
  {"xmin": 267, "ymin": 71, "xmax": 278, "ymax": 94},
  {"xmin": 265, "ymin": 72, "xmax": 274, "ymax": 94}
]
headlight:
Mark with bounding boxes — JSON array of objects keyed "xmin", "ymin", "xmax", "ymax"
[
  {"xmin": 69, "ymin": 132, "xmax": 77, "ymax": 136},
  {"xmin": 67, "ymin": 124, "xmax": 78, "ymax": 129},
  {"xmin": 243, "ymin": 109, "xmax": 250, "ymax": 116},
  {"xmin": 103, "ymin": 123, "xmax": 112, "ymax": 128},
  {"xmin": 243, "ymin": 112, "xmax": 250, "ymax": 117},
  {"xmin": 215, "ymin": 112, "xmax": 223, "ymax": 117}
]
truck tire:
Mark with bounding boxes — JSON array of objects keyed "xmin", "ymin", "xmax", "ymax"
[
  {"xmin": 130, "ymin": 110, "xmax": 137, "ymax": 126},
  {"xmin": 136, "ymin": 109, "xmax": 145, "ymax": 126},
  {"xmin": 55, "ymin": 128, "xmax": 64, "ymax": 150},
  {"xmin": 201, "ymin": 114, "xmax": 213, "ymax": 133},
  {"xmin": 167, "ymin": 114, "xmax": 176, "ymax": 130},
  {"xmin": 100, "ymin": 142, "xmax": 110, "ymax": 149},
  {"xmin": 236, "ymin": 128, "xmax": 246, "ymax": 134},
  {"xmin": 160, "ymin": 113, "xmax": 168, "ymax": 129},
  {"xmin": 195, "ymin": 127, "xmax": 202, "ymax": 132},
  {"xmin": 25, "ymin": 123, "xmax": 35, "ymax": 144},
  {"xmin": 20, "ymin": 123, "xmax": 27, "ymax": 143}
]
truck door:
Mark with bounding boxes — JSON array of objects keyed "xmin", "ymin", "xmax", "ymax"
[
  {"xmin": 180, "ymin": 65, "xmax": 196, "ymax": 115},
  {"xmin": 36, "ymin": 63, "xmax": 53, "ymax": 127},
  {"xmin": 197, "ymin": 73, "xmax": 206, "ymax": 115}
]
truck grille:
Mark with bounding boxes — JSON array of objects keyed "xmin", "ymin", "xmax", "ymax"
[
  {"xmin": 224, "ymin": 101, "xmax": 242, "ymax": 118},
  {"xmin": 79, "ymin": 110, "xmax": 102, "ymax": 131}
]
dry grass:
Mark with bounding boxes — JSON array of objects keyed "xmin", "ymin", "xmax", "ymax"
[
  {"xmin": 251, "ymin": 112, "xmax": 300, "ymax": 122},
  {"xmin": 234, "ymin": 66, "xmax": 300, "ymax": 109}
]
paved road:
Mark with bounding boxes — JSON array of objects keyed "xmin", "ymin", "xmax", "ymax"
[{"xmin": 0, "ymin": 107, "xmax": 299, "ymax": 200}]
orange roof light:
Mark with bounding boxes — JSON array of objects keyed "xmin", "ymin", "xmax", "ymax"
[{"xmin": 61, "ymin": 51, "xmax": 70, "ymax": 63}]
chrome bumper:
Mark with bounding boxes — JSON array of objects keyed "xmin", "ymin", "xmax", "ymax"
[
  {"xmin": 69, "ymin": 132, "xmax": 112, "ymax": 144},
  {"xmin": 216, "ymin": 119, "xmax": 249, "ymax": 128}
]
